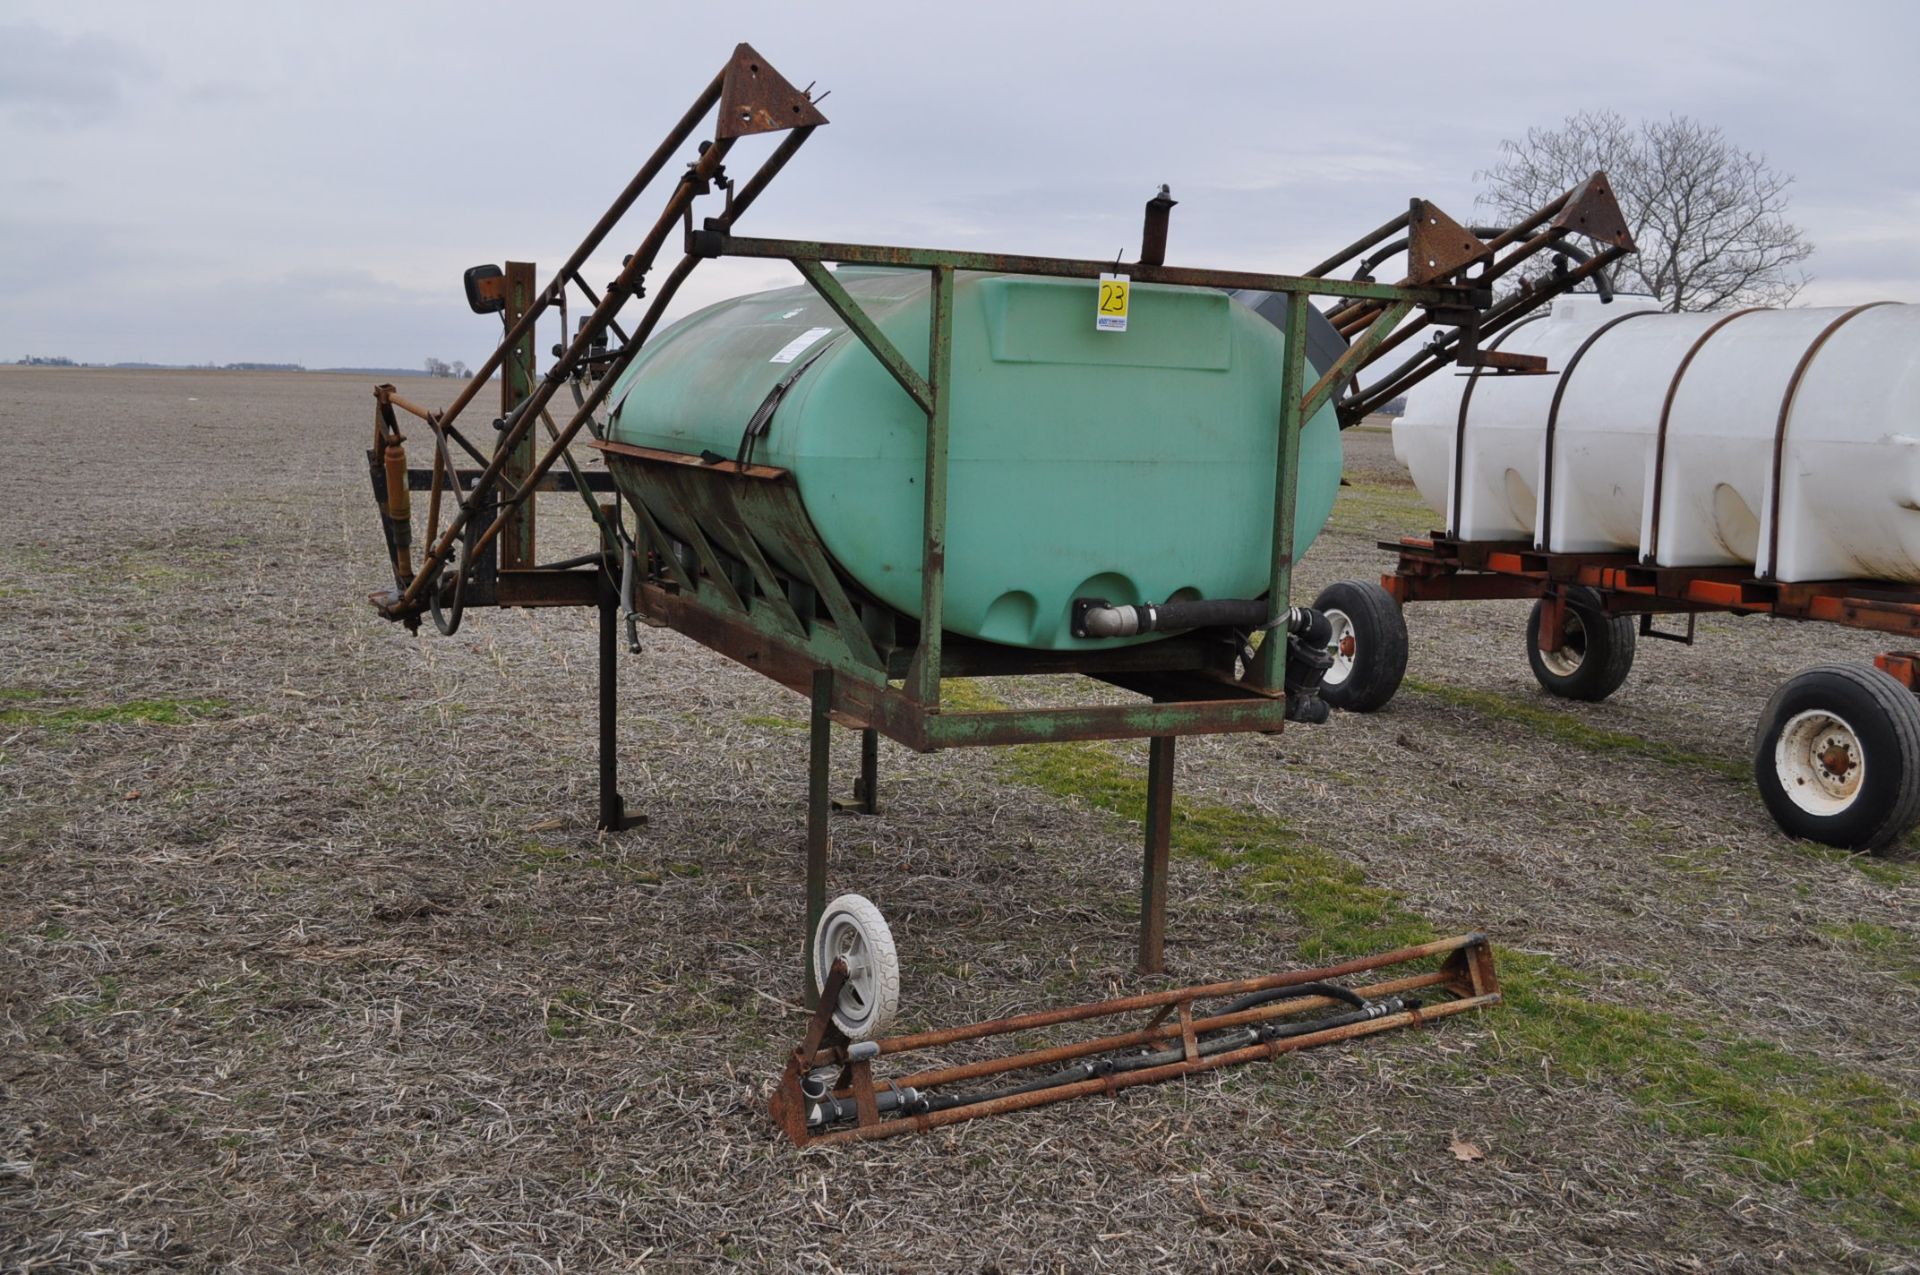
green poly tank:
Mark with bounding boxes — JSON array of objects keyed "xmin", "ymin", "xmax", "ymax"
[{"xmin": 605, "ymin": 268, "xmax": 1342, "ymax": 651}]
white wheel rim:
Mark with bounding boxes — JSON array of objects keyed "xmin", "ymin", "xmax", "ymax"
[
  {"xmin": 812, "ymin": 894, "xmax": 899, "ymax": 1041},
  {"xmin": 1539, "ymin": 608, "xmax": 1587, "ymax": 677},
  {"xmin": 1322, "ymin": 608, "xmax": 1357, "ymax": 687},
  {"xmin": 823, "ymin": 914, "xmax": 879, "ymax": 1026},
  {"xmin": 1775, "ymin": 708, "xmax": 1864, "ymax": 816}
]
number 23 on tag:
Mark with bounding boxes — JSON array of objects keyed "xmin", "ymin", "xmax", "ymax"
[{"xmin": 1096, "ymin": 273, "xmax": 1129, "ymax": 332}]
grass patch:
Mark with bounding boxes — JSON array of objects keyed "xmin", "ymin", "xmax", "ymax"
[
  {"xmin": 1325, "ymin": 481, "xmax": 1435, "ymax": 538},
  {"xmin": 1407, "ymin": 678, "xmax": 1917, "ymax": 884},
  {"xmin": 740, "ymin": 714, "xmax": 804, "ymax": 732},
  {"xmin": 948, "ymin": 679, "xmax": 1920, "ymax": 1240},
  {"xmin": 1815, "ymin": 921, "xmax": 1920, "ymax": 984},
  {"xmin": 0, "ymin": 696, "xmax": 224, "ymax": 732},
  {"xmin": 1404, "ymin": 677, "xmax": 1745, "ymax": 781},
  {"xmin": 0, "ymin": 687, "xmax": 44, "ymax": 701},
  {"xmin": 975, "ymin": 724, "xmax": 1430, "ymax": 961}
]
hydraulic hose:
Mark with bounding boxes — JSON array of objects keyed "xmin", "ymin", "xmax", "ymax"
[{"xmin": 1074, "ymin": 599, "xmax": 1330, "ymax": 644}]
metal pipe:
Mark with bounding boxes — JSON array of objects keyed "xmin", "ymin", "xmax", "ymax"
[
  {"xmin": 859, "ymin": 968, "xmax": 1454, "ymax": 1092},
  {"xmin": 807, "ymin": 994, "xmax": 1498, "ymax": 1145},
  {"xmin": 432, "ymin": 69, "xmax": 726, "ymax": 435},
  {"xmin": 1303, "ymin": 208, "xmax": 1414, "ymax": 280},
  {"xmin": 858, "ymin": 932, "xmax": 1485, "ymax": 1057},
  {"xmin": 1139, "ymin": 185, "xmax": 1176, "ymax": 267}
]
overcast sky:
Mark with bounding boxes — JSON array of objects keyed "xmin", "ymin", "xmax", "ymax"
[{"xmin": 4, "ymin": 0, "xmax": 1916, "ymax": 368}]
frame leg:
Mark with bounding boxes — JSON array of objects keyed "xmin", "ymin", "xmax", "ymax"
[
  {"xmin": 804, "ymin": 668, "xmax": 834, "ymax": 1007},
  {"xmin": 856, "ymin": 727, "xmax": 879, "ymax": 814},
  {"xmin": 1138, "ymin": 733, "xmax": 1175, "ymax": 974},
  {"xmin": 597, "ymin": 590, "xmax": 628, "ymax": 832}
]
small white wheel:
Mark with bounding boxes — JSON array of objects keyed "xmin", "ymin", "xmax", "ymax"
[{"xmin": 812, "ymin": 894, "xmax": 900, "ymax": 1041}]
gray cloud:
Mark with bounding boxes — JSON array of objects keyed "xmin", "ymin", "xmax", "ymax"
[
  {"xmin": 0, "ymin": 22, "xmax": 152, "ymax": 127},
  {"xmin": 1, "ymin": 0, "xmax": 1915, "ymax": 367}
]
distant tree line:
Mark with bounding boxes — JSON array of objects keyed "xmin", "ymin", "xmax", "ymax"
[
  {"xmin": 12, "ymin": 357, "xmax": 308, "ymax": 371},
  {"xmin": 424, "ymin": 357, "xmax": 471, "ymax": 378}
]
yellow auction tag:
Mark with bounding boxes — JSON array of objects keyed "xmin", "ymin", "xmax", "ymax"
[{"xmin": 1096, "ymin": 272, "xmax": 1130, "ymax": 332}]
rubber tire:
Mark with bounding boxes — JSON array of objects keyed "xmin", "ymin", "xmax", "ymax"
[
  {"xmin": 1753, "ymin": 663, "xmax": 1920, "ymax": 853},
  {"xmin": 811, "ymin": 893, "xmax": 901, "ymax": 1041},
  {"xmin": 1525, "ymin": 587, "xmax": 1635, "ymax": 702},
  {"xmin": 1311, "ymin": 580, "xmax": 1409, "ymax": 713}
]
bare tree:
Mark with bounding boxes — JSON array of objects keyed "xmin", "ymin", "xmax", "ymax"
[
  {"xmin": 424, "ymin": 357, "xmax": 450, "ymax": 377},
  {"xmin": 1479, "ymin": 110, "xmax": 1812, "ymax": 311},
  {"xmin": 449, "ymin": 360, "xmax": 469, "ymax": 379}
]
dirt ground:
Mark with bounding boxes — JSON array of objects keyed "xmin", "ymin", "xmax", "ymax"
[{"xmin": 2, "ymin": 367, "xmax": 1917, "ymax": 1273}]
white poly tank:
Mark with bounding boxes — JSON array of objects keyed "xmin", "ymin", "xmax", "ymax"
[{"xmin": 1390, "ymin": 296, "xmax": 1920, "ymax": 582}]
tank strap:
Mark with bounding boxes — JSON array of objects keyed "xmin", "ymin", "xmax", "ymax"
[{"xmin": 735, "ymin": 336, "xmax": 843, "ymax": 469}]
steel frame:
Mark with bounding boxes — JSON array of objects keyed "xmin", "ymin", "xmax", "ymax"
[
  {"xmin": 1385, "ymin": 535, "xmax": 1920, "ymax": 681},
  {"xmin": 771, "ymin": 933, "xmax": 1500, "ymax": 1146},
  {"xmin": 362, "ymin": 41, "xmax": 1635, "ymax": 990}
]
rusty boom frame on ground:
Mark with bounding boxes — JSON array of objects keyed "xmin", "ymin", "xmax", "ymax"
[{"xmin": 363, "ymin": 42, "xmax": 1631, "ymax": 993}]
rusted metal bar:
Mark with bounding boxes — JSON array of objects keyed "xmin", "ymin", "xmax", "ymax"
[
  {"xmin": 856, "ymin": 727, "xmax": 879, "ymax": 815},
  {"xmin": 846, "ymin": 967, "xmax": 1456, "ymax": 1090},
  {"xmin": 792, "ymin": 258, "xmax": 931, "ymax": 412},
  {"xmin": 1300, "ymin": 298, "xmax": 1414, "ymax": 424},
  {"xmin": 597, "ymin": 562, "xmax": 628, "ymax": 832},
  {"xmin": 1303, "ymin": 208, "xmax": 1414, "ymax": 279},
  {"xmin": 392, "ymin": 135, "xmax": 739, "ymax": 613},
  {"xmin": 779, "ymin": 934, "xmax": 1498, "ymax": 1145},
  {"xmin": 909, "ymin": 266, "xmax": 955, "ymax": 708},
  {"xmin": 805, "ymin": 667, "xmax": 834, "ymax": 1007},
  {"xmin": 805, "ymin": 994, "xmax": 1497, "ymax": 1146},
  {"xmin": 431, "ymin": 66, "xmax": 727, "ymax": 436},
  {"xmin": 1254, "ymin": 292, "xmax": 1310, "ymax": 692},
  {"xmin": 500, "ymin": 261, "xmax": 538, "ymax": 570},
  {"xmin": 1344, "ymin": 245, "xmax": 1631, "ymax": 422},
  {"xmin": 1137, "ymin": 732, "xmax": 1175, "ymax": 974},
  {"xmin": 1139, "ymin": 185, "xmax": 1176, "ymax": 267},
  {"xmin": 702, "ymin": 235, "xmax": 1463, "ymax": 306},
  {"xmin": 863, "ymin": 932, "xmax": 1486, "ymax": 1057}
]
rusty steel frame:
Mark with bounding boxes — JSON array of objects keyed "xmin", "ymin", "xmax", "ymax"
[
  {"xmin": 1384, "ymin": 534, "xmax": 1920, "ymax": 683},
  {"xmin": 361, "ymin": 42, "xmax": 1633, "ymax": 985},
  {"xmin": 770, "ymin": 933, "xmax": 1501, "ymax": 1146},
  {"xmin": 1398, "ymin": 288, "xmax": 1920, "ymax": 678}
]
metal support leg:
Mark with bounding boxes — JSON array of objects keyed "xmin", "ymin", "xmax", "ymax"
[
  {"xmin": 856, "ymin": 727, "xmax": 879, "ymax": 814},
  {"xmin": 1138, "ymin": 734, "xmax": 1176, "ymax": 974},
  {"xmin": 596, "ymin": 589, "xmax": 629, "ymax": 833},
  {"xmin": 804, "ymin": 668, "xmax": 834, "ymax": 1007}
]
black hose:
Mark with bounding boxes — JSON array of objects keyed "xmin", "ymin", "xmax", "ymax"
[
  {"xmin": 905, "ymin": 998, "xmax": 1404, "ymax": 1119},
  {"xmin": 1217, "ymin": 980, "xmax": 1365, "ymax": 1016}
]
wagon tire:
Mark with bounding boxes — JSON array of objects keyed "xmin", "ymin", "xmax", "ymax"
[
  {"xmin": 1525, "ymin": 587, "xmax": 1635, "ymax": 702},
  {"xmin": 1311, "ymin": 580, "xmax": 1408, "ymax": 713},
  {"xmin": 1754, "ymin": 663, "xmax": 1920, "ymax": 854}
]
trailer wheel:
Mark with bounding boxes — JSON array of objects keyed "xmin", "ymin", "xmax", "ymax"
[
  {"xmin": 1525, "ymin": 587, "xmax": 1635, "ymax": 702},
  {"xmin": 1310, "ymin": 581, "xmax": 1408, "ymax": 712},
  {"xmin": 1754, "ymin": 664, "xmax": 1920, "ymax": 853},
  {"xmin": 812, "ymin": 894, "xmax": 900, "ymax": 1041}
]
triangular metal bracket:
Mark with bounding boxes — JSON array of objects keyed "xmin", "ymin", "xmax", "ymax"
[
  {"xmin": 1549, "ymin": 172, "xmax": 1635, "ymax": 251},
  {"xmin": 717, "ymin": 43, "xmax": 829, "ymax": 140},
  {"xmin": 1407, "ymin": 200, "xmax": 1490, "ymax": 284}
]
